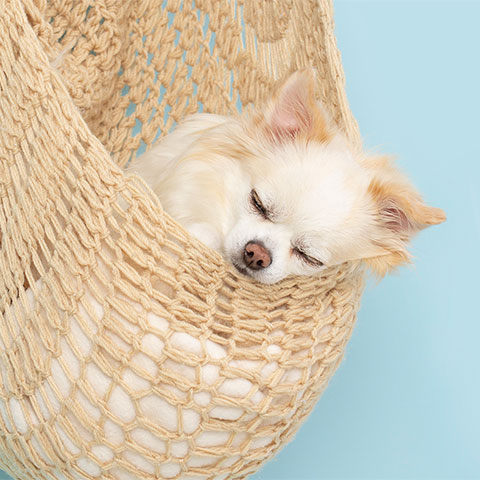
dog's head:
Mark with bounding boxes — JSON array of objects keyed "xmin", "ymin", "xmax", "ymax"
[{"xmin": 222, "ymin": 70, "xmax": 445, "ymax": 283}]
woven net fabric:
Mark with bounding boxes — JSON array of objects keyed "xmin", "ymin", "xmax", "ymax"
[{"xmin": 0, "ymin": 0, "xmax": 364, "ymax": 479}]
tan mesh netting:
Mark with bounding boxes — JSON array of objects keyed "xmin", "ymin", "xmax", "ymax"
[{"xmin": 0, "ymin": 0, "xmax": 365, "ymax": 479}]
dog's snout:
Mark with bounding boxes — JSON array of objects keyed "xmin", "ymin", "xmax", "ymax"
[{"xmin": 243, "ymin": 241, "xmax": 272, "ymax": 270}]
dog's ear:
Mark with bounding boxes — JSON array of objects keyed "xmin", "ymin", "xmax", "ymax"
[
  {"xmin": 364, "ymin": 173, "xmax": 446, "ymax": 276},
  {"xmin": 260, "ymin": 69, "xmax": 332, "ymax": 143}
]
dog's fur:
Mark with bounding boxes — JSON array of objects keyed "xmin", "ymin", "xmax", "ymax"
[{"xmin": 127, "ymin": 70, "xmax": 445, "ymax": 284}]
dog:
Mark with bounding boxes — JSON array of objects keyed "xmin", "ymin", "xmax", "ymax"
[{"xmin": 127, "ymin": 69, "xmax": 445, "ymax": 284}]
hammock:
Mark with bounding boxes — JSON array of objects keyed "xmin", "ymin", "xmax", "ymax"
[{"xmin": 0, "ymin": 1, "xmax": 364, "ymax": 479}]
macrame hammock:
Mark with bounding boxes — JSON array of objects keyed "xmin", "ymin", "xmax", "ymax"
[{"xmin": 0, "ymin": 1, "xmax": 365, "ymax": 479}]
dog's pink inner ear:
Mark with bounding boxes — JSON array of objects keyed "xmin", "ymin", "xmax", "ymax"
[
  {"xmin": 369, "ymin": 178, "xmax": 419, "ymax": 238},
  {"xmin": 267, "ymin": 70, "xmax": 316, "ymax": 140},
  {"xmin": 270, "ymin": 93, "xmax": 312, "ymax": 139},
  {"xmin": 380, "ymin": 203, "xmax": 415, "ymax": 235},
  {"xmin": 370, "ymin": 177, "xmax": 446, "ymax": 238}
]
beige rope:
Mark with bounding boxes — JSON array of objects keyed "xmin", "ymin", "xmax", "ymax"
[{"xmin": 0, "ymin": 0, "xmax": 363, "ymax": 479}]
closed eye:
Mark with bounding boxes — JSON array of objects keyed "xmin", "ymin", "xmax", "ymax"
[
  {"xmin": 292, "ymin": 246, "xmax": 324, "ymax": 267},
  {"xmin": 250, "ymin": 189, "xmax": 269, "ymax": 219}
]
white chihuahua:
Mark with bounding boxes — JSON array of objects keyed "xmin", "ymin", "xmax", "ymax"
[{"xmin": 128, "ymin": 70, "xmax": 445, "ymax": 284}]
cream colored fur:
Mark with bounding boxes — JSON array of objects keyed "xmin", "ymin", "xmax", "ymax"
[{"xmin": 128, "ymin": 70, "xmax": 445, "ymax": 283}]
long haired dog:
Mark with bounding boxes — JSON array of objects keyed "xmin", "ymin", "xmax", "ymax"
[{"xmin": 128, "ymin": 70, "xmax": 445, "ymax": 284}]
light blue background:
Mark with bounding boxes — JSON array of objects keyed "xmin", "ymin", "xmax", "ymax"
[
  {"xmin": 253, "ymin": 1, "xmax": 480, "ymax": 479},
  {"xmin": 1, "ymin": 1, "xmax": 478, "ymax": 480}
]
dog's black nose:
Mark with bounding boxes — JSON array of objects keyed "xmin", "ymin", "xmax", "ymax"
[{"xmin": 243, "ymin": 241, "xmax": 272, "ymax": 270}]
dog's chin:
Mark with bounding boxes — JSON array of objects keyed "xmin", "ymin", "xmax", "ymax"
[
  {"xmin": 232, "ymin": 262, "xmax": 249, "ymax": 277},
  {"xmin": 230, "ymin": 259, "xmax": 284, "ymax": 285}
]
